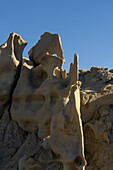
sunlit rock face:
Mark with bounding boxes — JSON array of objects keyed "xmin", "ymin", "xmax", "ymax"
[
  {"xmin": 28, "ymin": 32, "xmax": 64, "ymax": 64},
  {"xmin": 1, "ymin": 32, "xmax": 113, "ymax": 170},
  {"xmin": 11, "ymin": 32, "xmax": 86, "ymax": 169}
]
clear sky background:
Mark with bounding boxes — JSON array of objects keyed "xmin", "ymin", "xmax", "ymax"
[{"xmin": 0, "ymin": 0, "xmax": 113, "ymax": 71}]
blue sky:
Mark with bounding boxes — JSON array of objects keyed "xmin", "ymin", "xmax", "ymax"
[{"xmin": 0, "ymin": 0, "xmax": 113, "ymax": 71}]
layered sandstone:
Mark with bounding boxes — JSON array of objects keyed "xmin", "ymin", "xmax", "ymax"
[{"xmin": 0, "ymin": 32, "xmax": 113, "ymax": 170}]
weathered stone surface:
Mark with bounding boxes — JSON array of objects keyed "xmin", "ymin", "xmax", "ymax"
[
  {"xmin": 79, "ymin": 67, "xmax": 113, "ymax": 93},
  {"xmin": 0, "ymin": 32, "xmax": 27, "ymax": 117},
  {"xmin": 0, "ymin": 107, "xmax": 27, "ymax": 170},
  {"xmin": 28, "ymin": 32, "xmax": 64, "ymax": 65},
  {"xmin": 0, "ymin": 32, "xmax": 113, "ymax": 170},
  {"xmin": 84, "ymin": 104, "xmax": 113, "ymax": 170},
  {"xmin": 81, "ymin": 85, "xmax": 113, "ymax": 123},
  {"xmin": 79, "ymin": 67, "xmax": 113, "ymax": 169},
  {"xmin": 11, "ymin": 51, "xmax": 85, "ymax": 169},
  {"xmin": 79, "ymin": 67, "xmax": 113, "ymax": 123},
  {"xmin": 42, "ymin": 84, "xmax": 85, "ymax": 170}
]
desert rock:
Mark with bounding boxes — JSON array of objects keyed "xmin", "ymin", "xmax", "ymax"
[
  {"xmin": 28, "ymin": 32, "xmax": 64, "ymax": 65},
  {"xmin": 79, "ymin": 67, "xmax": 113, "ymax": 169},
  {"xmin": 0, "ymin": 32, "xmax": 27, "ymax": 117},
  {"xmin": 11, "ymin": 50, "xmax": 86, "ymax": 169},
  {"xmin": 0, "ymin": 32, "xmax": 113, "ymax": 170}
]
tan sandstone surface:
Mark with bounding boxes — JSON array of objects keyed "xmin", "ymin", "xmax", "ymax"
[{"xmin": 0, "ymin": 32, "xmax": 113, "ymax": 170}]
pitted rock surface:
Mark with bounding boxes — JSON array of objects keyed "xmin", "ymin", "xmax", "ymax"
[{"xmin": 0, "ymin": 32, "xmax": 113, "ymax": 170}]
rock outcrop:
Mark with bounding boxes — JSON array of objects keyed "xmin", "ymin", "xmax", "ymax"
[
  {"xmin": 80, "ymin": 67, "xmax": 113, "ymax": 169},
  {"xmin": 0, "ymin": 32, "xmax": 113, "ymax": 170},
  {"xmin": 0, "ymin": 33, "xmax": 27, "ymax": 117},
  {"xmin": 28, "ymin": 32, "xmax": 64, "ymax": 64}
]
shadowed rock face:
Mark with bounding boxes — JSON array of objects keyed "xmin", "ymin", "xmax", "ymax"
[
  {"xmin": 79, "ymin": 68, "xmax": 113, "ymax": 169},
  {"xmin": 0, "ymin": 33, "xmax": 27, "ymax": 117}
]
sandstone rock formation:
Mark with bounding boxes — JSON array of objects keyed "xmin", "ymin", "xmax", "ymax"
[
  {"xmin": 28, "ymin": 32, "xmax": 64, "ymax": 65},
  {"xmin": 11, "ymin": 42, "xmax": 85, "ymax": 169},
  {"xmin": 80, "ymin": 68, "xmax": 113, "ymax": 169},
  {"xmin": 0, "ymin": 33, "xmax": 27, "ymax": 117},
  {"xmin": 0, "ymin": 32, "xmax": 113, "ymax": 170}
]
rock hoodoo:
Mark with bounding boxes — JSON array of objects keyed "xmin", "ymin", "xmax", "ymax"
[{"xmin": 0, "ymin": 32, "xmax": 113, "ymax": 170}]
